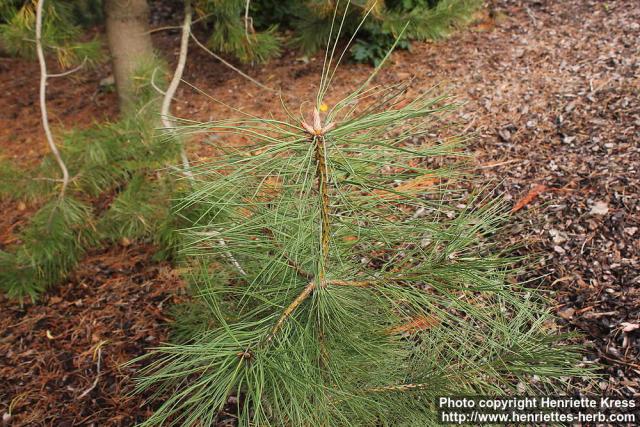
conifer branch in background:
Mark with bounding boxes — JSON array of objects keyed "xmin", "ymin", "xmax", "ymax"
[
  {"xmin": 0, "ymin": 1, "xmax": 102, "ymax": 67},
  {"xmin": 0, "ymin": 65, "xmax": 186, "ymax": 301},
  {"xmin": 35, "ymin": 0, "xmax": 69, "ymax": 198}
]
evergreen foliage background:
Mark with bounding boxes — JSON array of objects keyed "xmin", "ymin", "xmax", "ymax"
[
  {"xmin": 1, "ymin": 0, "xmax": 482, "ymax": 65},
  {"xmin": 0, "ymin": 62, "xmax": 189, "ymax": 301},
  {"xmin": 0, "ymin": 0, "xmax": 101, "ymax": 66},
  {"xmin": 222, "ymin": 0, "xmax": 483, "ymax": 64}
]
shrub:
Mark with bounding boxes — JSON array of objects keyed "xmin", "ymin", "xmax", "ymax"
[{"xmin": 0, "ymin": 98, "xmax": 183, "ymax": 301}]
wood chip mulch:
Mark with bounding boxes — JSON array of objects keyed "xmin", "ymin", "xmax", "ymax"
[{"xmin": 0, "ymin": 247, "xmax": 186, "ymax": 426}]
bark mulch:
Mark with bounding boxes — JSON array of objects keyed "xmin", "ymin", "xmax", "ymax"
[
  {"xmin": 0, "ymin": 247, "xmax": 186, "ymax": 426},
  {"xmin": 456, "ymin": 0, "xmax": 640, "ymax": 398},
  {"xmin": 1, "ymin": 0, "xmax": 638, "ymax": 424}
]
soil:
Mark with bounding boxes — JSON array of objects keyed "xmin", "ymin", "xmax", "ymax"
[{"xmin": 1, "ymin": 0, "xmax": 639, "ymax": 425}]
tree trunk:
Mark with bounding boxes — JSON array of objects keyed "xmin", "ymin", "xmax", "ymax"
[{"xmin": 103, "ymin": 0, "xmax": 155, "ymax": 112}]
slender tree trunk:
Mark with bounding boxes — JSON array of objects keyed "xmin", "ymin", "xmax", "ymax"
[
  {"xmin": 103, "ymin": 0, "xmax": 155, "ymax": 112},
  {"xmin": 36, "ymin": 0, "xmax": 69, "ymax": 198},
  {"xmin": 161, "ymin": 0, "xmax": 192, "ymax": 177}
]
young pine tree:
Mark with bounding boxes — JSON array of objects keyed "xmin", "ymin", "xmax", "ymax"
[{"xmin": 132, "ymin": 29, "xmax": 586, "ymax": 426}]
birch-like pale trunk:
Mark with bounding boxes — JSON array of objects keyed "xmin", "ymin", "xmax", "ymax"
[
  {"xmin": 35, "ymin": 0, "xmax": 70, "ymax": 198},
  {"xmin": 160, "ymin": 0, "xmax": 246, "ymax": 276},
  {"xmin": 160, "ymin": 0, "xmax": 193, "ymax": 178}
]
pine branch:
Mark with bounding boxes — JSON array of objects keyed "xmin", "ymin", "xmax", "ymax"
[
  {"xmin": 263, "ymin": 278, "xmax": 394, "ymax": 346},
  {"xmin": 262, "ymin": 226, "xmax": 314, "ymax": 279},
  {"xmin": 131, "ymin": 18, "xmax": 590, "ymax": 422},
  {"xmin": 265, "ymin": 281, "xmax": 316, "ymax": 344}
]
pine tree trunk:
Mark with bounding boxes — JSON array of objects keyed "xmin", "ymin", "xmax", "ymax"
[{"xmin": 103, "ymin": 0, "xmax": 155, "ymax": 112}]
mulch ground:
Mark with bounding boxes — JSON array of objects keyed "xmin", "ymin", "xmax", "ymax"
[
  {"xmin": 0, "ymin": 247, "xmax": 185, "ymax": 426},
  {"xmin": 1, "ymin": 0, "xmax": 638, "ymax": 425}
]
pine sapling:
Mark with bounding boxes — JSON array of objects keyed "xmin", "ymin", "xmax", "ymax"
[{"xmin": 131, "ymin": 22, "xmax": 587, "ymax": 426}]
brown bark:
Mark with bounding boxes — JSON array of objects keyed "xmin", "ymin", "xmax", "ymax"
[{"xmin": 103, "ymin": 0, "xmax": 155, "ymax": 112}]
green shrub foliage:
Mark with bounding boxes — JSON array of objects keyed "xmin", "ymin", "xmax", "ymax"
[
  {"xmin": 131, "ymin": 40, "xmax": 585, "ymax": 425},
  {"xmin": 1, "ymin": 1, "xmax": 481, "ymax": 66},
  {"xmin": 0, "ymin": 120, "xmax": 215, "ymax": 300},
  {"xmin": 0, "ymin": 0, "xmax": 101, "ymax": 67},
  {"xmin": 248, "ymin": 0, "xmax": 482, "ymax": 64},
  {"xmin": 0, "ymin": 197, "xmax": 98, "ymax": 299},
  {"xmin": 0, "ymin": 85, "xmax": 184, "ymax": 301}
]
